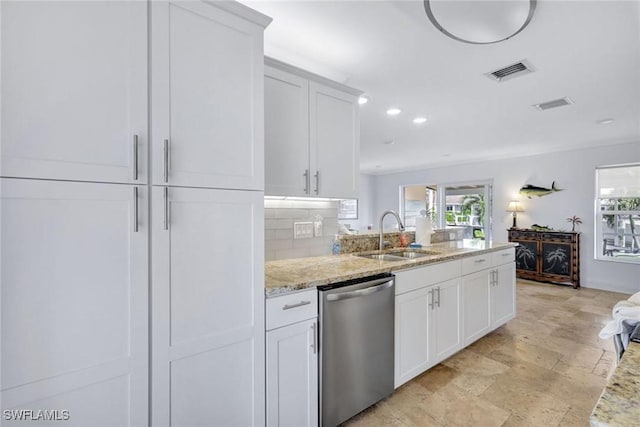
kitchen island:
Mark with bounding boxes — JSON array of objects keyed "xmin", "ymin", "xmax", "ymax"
[{"xmin": 265, "ymin": 239, "xmax": 516, "ymax": 296}]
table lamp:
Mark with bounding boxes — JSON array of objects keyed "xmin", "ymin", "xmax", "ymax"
[{"xmin": 506, "ymin": 201, "xmax": 524, "ymax": 228}]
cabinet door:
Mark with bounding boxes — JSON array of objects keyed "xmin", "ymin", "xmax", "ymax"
[
  {"xmin": 432, "ymin": 278, "xmax": 462, "ymax": 362},
  {"xmin": 266, "ymin": 319, "xmax": 318, "ymax": 427},
  {"xmin": 462, "ymin": 270, "xmax": 492, "ymax": 345},
  {"xmin": 1, "ymin": 178, "xmax": 148, "ymax": 426},
  {"xmin": 541, "ymin": 241, "xmax": 573, "ymax": 278},
  {"xmin": 309, "ymin": 82, "xmax": 359, "ymax": 199},
  {"xmin": 492, "ymin": 263, "xmax": 516, "ymax": 328},
  {"xmin": 265, "ymin": 66, "xmax": 310, "ymax": 197},
  {"xmin": 151, "ymin": 1, "xmax": 265, "ymax": 190},
  {"xmin": 514, "ymin": 240, "xmax": 538, "ymax": 273},
  {"xmin": 395, "ymin": 287, "xmax": 432, "ymax": 388},
  {"xmin": 1, "ymin": 1, "xmax": 147, "ymax": 184},
  {"xmin": 152, "ymin": 186, "xmax": 264, "ymax": 427}
]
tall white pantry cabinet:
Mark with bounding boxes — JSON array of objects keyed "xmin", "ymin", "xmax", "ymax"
[{"xmin": 0, "ymin": 1, "xmax": 271, "ymax": 426}]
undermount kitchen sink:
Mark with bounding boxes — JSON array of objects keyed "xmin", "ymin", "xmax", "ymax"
[
  {"xmin": 356, "ymin": 253, "xmax": 406, "ymax": 261},
  {"xmin": 356, "ymin": 250, "xmax": 440, "ymax": 261}
]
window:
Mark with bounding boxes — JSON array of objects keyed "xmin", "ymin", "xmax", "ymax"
[
  {"xmin": 596, "ymin": 164, "xmax": 640, "ymax": 263},
  {"xmin": 400, "ymin": 181, "xmax": 492, "ymax": 241}
]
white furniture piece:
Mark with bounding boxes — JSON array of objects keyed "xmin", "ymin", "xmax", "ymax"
[
  {"xmin": 0, "ymin": 0, "xmax": 148, "ymax": 184},
  {"xmin": 461, "ymin": 248, "xmax": 516, "ymax": 346},
  {"xmin": 0, "ymin": 178, "xmax": 148, "ymax": 426},
  {"xmin": 394, "ymin": 260, "xmax": 462, "ymax": 387},
  {"xmin": 264, "ymin": 58, "xmax": 361, "ymax": 199},
  {"xmin": 265, "ymin": 289, "xmax": 319, "ymax": 427},
  {"xmin": 151, "ymin": 1, "xmax": 265, "ymax": 191},
  {"xmin": 1, "ymin": 1, "xmax": 270, "ymax": 425},
  {"xmin": 393, "ymin": 247, "xmax": 515, "ymax": 388}
]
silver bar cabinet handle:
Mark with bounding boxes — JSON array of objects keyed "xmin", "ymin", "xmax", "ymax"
[
  {"xmin": 475, "ymin": 258, "xmax": 487, "ymax": 264},
  {"xmin": 163, "ymin": 139, "xmax": 169, "ymax": 183},
  {"xmin": 133, "ymin": 187, "xmax": 139, "ymax": 233},
  {"xmin": 314, "ymin": 170, "xmax": 319, "ymax": 195},
  {"xmin": 283, "ymin": 300, "xmax": 311, "ymax": 310},
  {"xmin": 428, "ymin": 289, "xmax": 434, "ymax": 310},
  {"xmin": 436, "ymin": 287, "xmax": 441, "ymax": 308},
  {"xmin": 311, "ymin": 322, "xmax": 317, "ymax": 354},
  {"xmin": 303, "ymin": 170, "xmax": 309, "ymax": 194},
  {"xmin": 133, "ymin": 134, "xmax": 139, "ymax": 181},
  {"xmin": 163, "ymin": 187, "xmax": 169, "ymax": 231}
]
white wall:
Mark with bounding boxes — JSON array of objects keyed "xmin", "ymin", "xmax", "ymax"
[
  {"xmin": 367, "ymin": 141, "xmax": 640, "ymax": 294},
  {"xmin": 354, "ymin": 173, "xmax": 376, "ymax": 231}
]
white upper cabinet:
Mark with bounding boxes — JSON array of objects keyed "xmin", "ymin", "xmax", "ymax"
[
  {"xmin": 0, "ymin": 1, "xmax": 147, "ymax": 184},
  {"xmin": 1, "ymin": 178, "xmax": 148, "ymax": 426},
  {"xmin": 309, "ymin": 81, "xmax": 360, "ymax": 199},
  {"xmin": 264, "ymin": 67, "xmax": 310, "ymax": 197},
  {"xmin": 151, "ymin": 1, "xmax": 267, "ymax": 190},
  {"xmin": 264, "ymin": 59, "xmax": 361, "ymax": 198}
]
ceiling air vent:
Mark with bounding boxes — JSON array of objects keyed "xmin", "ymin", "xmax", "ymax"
[
  {"xmin": 532, "ymin": 97, "xmax": 574, "ymax": 111},
  {"xmin": 485, "ymin": 59, "xmax": 535, "ymax": 82}
]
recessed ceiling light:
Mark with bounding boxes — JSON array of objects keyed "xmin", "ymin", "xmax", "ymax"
[
  {"xmin": 442, "ymin": 153, "xmax": 451, "ymax": 157},
  {"xmin": 358, "ymin": 96, "xmax": 369, "ymax": 105},
  {"xmin": 383, "ymin": 140, "xmax": 396, "ymax": 145},
  {"xmin": 597, "ymin": 118, "xmax": 615, "ymax": 125},
  {"xmin": 386, "ymin": 108, "xmax": 402, "ymax": 116},
  {"xmin": 413, "ymin": 117, "xmax": 428, "ymax": 124},
  {"xmin": 375, "ymin": 165, "xmax": 382, "ymax": 169}
]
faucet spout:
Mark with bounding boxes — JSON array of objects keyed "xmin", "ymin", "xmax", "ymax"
[{"xmin": 379, "ymin": 210, "xmax": 405, "ymax": 251}]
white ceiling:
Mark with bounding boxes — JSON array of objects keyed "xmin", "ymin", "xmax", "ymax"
[{"xmin": 241, "ymin": 0, "xmax": 640, "ymax": 174}]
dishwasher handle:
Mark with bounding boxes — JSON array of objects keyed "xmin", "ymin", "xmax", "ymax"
[{"xmin": 325, "ymin": 278, "xmax": 393, "ymax": 302}]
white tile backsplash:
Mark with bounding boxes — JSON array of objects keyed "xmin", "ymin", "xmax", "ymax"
[{"xmin": 265, "ymin": 199, "xmax": 339, "ymax": 260}]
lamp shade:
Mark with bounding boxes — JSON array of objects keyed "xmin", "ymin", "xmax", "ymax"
[{"xmin": 506, "ymin": 201, "xmax": 524, "ymax": 213}]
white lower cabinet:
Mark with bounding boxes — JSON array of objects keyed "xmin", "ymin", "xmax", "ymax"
[
  {"xmin": 462, "ymin": 270, "xmax": 492, "ymax": 345},
  {"xmin": 462, "ymin": 248, "xmax": 516, "ymax": 345},
  {"xmin": 395, "ymin": 248, "xmax": 515, "ymax": 388},
  {"xmin": 1, "ymin": 178, "xmax": 148, "ymax": 426},
  {"xmin": 266, "ymin": 290, "xmax": 318, "ymax": 427},
  {"xmin": 492, "ymin": 262, "xmax": 516, "ymax": 328},
  {"xmin": 394, "ymin": 261, "xmax": 462, "ymax": 388}
]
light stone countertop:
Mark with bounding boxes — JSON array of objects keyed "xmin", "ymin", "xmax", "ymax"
[
  {"xmin": 265, "ymin": 240, "xmax": 516, "ymax": 297},
  {"xmin": 590, "ymin": 342, "xmax": 640, "ymax": 427}
]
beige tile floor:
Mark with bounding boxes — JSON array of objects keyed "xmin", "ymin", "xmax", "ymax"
[{"xmin": 344, "ymin": 280, "xmax": 629, "ymax": 427}]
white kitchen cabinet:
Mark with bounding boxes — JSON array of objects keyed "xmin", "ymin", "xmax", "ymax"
[
  {"xmin": 152, "ymin": 186, "xmax": 265, "ymax": 426},
  {"xmin": 265, "ymin": 289, "xmax": 318, "ymax": 427},
  {"xmin": 395, "ymin": 286, "xmax": 433, "ymax": 387},
  {"xmin": 394, "ymin": 261, "xmax": 461, "ymax": 388},
  {"xmin": 432, "ymin": 278, "xmax": 463, "ymax": 362},
  {"xmin": 264, "ymin": 66, "xmax": 310, "ymax": 197},
  {"xmin": 151, "ymin": 1, "xmax": 268, "ymax": 190},
  {"xmin": 0, "ymin": 1, "xmax": 148, "ymax": 184},
  {"xmin": 462, "ymin": 248, "xmax": 516, "ymax": 345},
  {"xmin": 492, "ymin": 262, "xmax": 516, "ymax": 328},
  {"xmin": 266, "ymin": 319, "xmax": 318, "ymax": 427},
  {"xmin": 1, "ymin": 178, "xmax": 148, "ymax": 426},
  {"xmin": 264, "ymin": 59, "xmax": 361, "ymax": 198},
  {"xmin": 309, "ymin": 81, "xmax": 360, "ymax": 199},
  {"xmin": 462, "ymin": 269, "xmax": 492, "ymax": 345}
]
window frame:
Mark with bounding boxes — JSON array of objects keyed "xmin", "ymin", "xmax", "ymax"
[{"xmin": 595, "ymin": 163, "xmax": 640, "ymax": 264}]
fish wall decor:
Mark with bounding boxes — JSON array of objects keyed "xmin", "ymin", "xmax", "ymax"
[{"xmin": 519, "ymin": 181, "xmax": 563, "ymax": 198}]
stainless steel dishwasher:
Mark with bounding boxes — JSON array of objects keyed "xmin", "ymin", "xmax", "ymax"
[{"xmin": 318, "ymin": 273, "xmax": 395, "ymax": 427}]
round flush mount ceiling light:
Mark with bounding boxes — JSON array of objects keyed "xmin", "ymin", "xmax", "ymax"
[
  {"xmin": 424, "ymin": 0, "xmax": 537, "ymax": 45},
  {"xmin": 386, "ymin": 107, "xmax": 402, "ymax": 116},
  {"xmin": 358, "ymin": 95, "xmax": 370, "ymax": 105},
  {"xmin": 413, "ymin": 117, "xmax": 428, "ymax": 124}
]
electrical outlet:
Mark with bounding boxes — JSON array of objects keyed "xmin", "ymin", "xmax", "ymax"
[
  {"xmin": 449, "ymin": 232, "xmax": 456, "ymax": 240},
  {"xmin": 314, "ymin": 221, "xmax": 323, "ymax": 237},
  {"xmin": 294, "ymin": 222, "xmax": 313, "ymax": 239}
]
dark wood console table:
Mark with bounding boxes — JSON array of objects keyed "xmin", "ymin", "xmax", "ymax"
[{"xmin": 508, "ymin": 228, "xmax": 580, "ymax": 289}]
